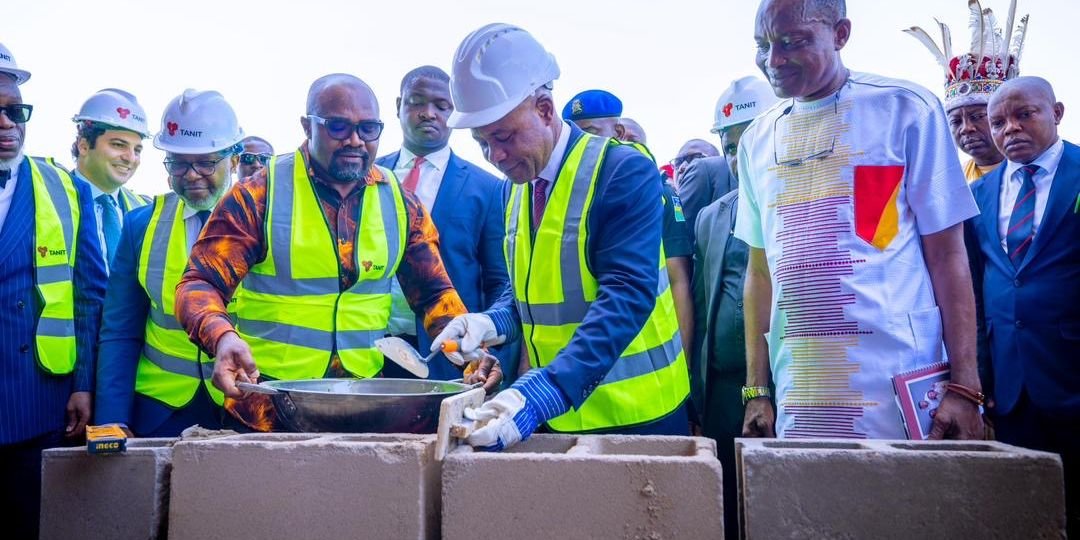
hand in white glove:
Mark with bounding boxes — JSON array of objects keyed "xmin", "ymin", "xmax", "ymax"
[
  {"xmin": 463, "ymin": 369, "xmax": 570, "ymax": 452},
  {"xmin": 431, "ymin": 313, "xmax": 504, "ymax": 366}
]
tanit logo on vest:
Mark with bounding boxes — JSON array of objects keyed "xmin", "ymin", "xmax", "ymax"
[{"xmin": 37, "ymin": 245, "xmax": 66, "ymax": 258}]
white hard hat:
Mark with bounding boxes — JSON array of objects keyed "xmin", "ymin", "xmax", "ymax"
[
  {"xmin": 0, "ymin": 42, "xmax": 31, "ymax": 85},
  {"xmin": 73, "ymin": 88, "xmax": 151, "ymax": 138},
  {"xmin": 447, "ymin": 23, "xmax": 560, "ymax": 129},
  {"xmin": 153, "ymin": 89, "xmax": 244, "ymax": 154},
  {"xmin": 711, "ymin": 76, "xmax": 780, "ymax": 134}
]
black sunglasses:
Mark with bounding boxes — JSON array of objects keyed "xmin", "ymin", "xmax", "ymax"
[
  {"xmin": 307, "ymin": 115, "xmax": 384, "ymax": 141},
  {"xmin": 239, "ymin": 152, "xmax": 271, "ymax": 166},
  {"xmin": 0, "ymin": 104, "xmax": 33, "ymax": 124}
]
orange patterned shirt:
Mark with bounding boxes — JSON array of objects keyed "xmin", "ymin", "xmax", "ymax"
[{"xmin": 176, "ymin": 142, "xmax": 466, "ymax": 357}]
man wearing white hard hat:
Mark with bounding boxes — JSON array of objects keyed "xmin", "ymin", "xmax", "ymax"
[
  {"xmin": 95, "ymin": 89, "xmax": 243, "ymax": 437},
  {"xmin": 432, "ymin": 23, "xmax": 691, "ymax": 451},
  {"xmin": 70, "ymin": 88, "xmax": 152, "ymax": 269},
  {"xmin": 175, "ymin": 74, "xmax": 498, "ymax": 431},
  {"xmin": 0, "ymin": 42, "xmax": 107, "ymax": 539},
  {"xmin": 689, "ymin": 75, "xmax": 778, "ymax": 540}
]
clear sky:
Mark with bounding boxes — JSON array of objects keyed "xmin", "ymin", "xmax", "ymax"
[{"xmin": 8, "ymin": 0, "xmax": 1077, "ymax": 195}]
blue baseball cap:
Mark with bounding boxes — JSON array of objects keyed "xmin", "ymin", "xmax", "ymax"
[{"xmin": 562, "ymin": 89, "xmax": 623, "ymax": 121}]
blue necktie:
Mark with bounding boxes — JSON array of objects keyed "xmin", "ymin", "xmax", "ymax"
[
  {"xmin": 96, "ymin": 194, "xmax": 121, "ymax": 266},
  {"xmin": 1006, "ymin": 164, "xmax": 1040, "ymax": 266}
]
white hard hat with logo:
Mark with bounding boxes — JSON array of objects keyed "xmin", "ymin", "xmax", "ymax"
[
  {"xmin": 153, "ymin": 89, "xmax": 244, "ymax": 154},
  {"xmin": 447, "ymin": 23, "xmax": 560, "ymax": 129},
  {"xmin": 73, "ymin": 88, "xmax": 151, "ymax": 138},
  {"xmin": 711, "ymin": 76, "xmax": 780, "ymax": 134},
  {"xmin": 0, "ymin": 42, "xmax": 31, "ymax": 85}
]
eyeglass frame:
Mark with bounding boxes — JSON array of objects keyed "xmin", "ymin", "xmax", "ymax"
[
  {"xmin": 239, "ymin": 152, "xmax": 272, "ymax": 166},
  {"xmin": 163, "ymin": 155, "xmax": 230, "ymax": 177},
  {"xmin": 0, "ymin": 103, "xmax": 33, "ymax": 124},
  {"xmin": 306, "ymin": 115, "xmax": 384, "ymax": 142},
  {"xmin": 772, "ymin": 85, "xmax": 844, "ymax": 167}
]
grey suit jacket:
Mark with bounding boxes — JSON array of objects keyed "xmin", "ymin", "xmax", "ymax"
[
  {"xmin": 691, "ymin": 189, "xmax": 748, "ymax": 421},
  {"xmin": 679, "ymin": 156, "xmax": 735, "ymax": 239}
]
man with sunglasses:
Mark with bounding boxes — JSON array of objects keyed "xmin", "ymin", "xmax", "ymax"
[
  {"xmin": 670, "ymin": 138, "xmax": 719, "ymax": 191},
  {"xmin": 70, "ymin": 89, "xmax": 152, "ymax": 270},
  {"xmin": 0, "ymin": 43, "xmax": 107, "ymax": 539},
  {"xmin": 375, "ymin": 66, "xmax": 514, "ymax": 383},
  {"xmin": 237, "ymin": 136, "xmax": 274, "ymax": 181},
  {"xmin": 737, "ymin": 0, "xmax": 983, "ymax": 441},
  {"xmin": 96, "ymin": 89, "xmax": 244, "ymax": 438},
  {"xmin": 176, "ymin": 74, "xmax": 499, "ymax": 431}
]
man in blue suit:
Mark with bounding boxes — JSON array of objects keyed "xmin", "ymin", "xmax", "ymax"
[
  {"xmin": 433, "ymin": 24, "xmax": 690, "ymax": 451},
  {"xmin": 376, "ymin": 66, "xmax": 514, "ymax": 382},
  {"xmin": 0, "ymin": 45, "xmax": 107, "ymax": 539},
  {"xmin": 967, "ymin": 76, "xmax": 1079, "ymax": 535},
  {"xmin": 95, "ymin": 89, "xmax": 246, "ymax": 437}
]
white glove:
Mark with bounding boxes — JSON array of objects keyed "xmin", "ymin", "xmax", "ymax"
[
  {"xmin": 464, "ymin": 389, "xmax": 528, "ymax": 451},
  {"xmin": 431, "ymin": 313, "xmax": 504, "ymax": 366},
  {"xmin": 461, "ymin": 369, "xmax": 570, "ymax": 452}
]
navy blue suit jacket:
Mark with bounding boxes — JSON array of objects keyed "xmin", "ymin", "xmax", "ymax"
[
  {"xmin": 966, "ymin": 140, "xmax": 1080, "ymax": 416},
  {"xmin": 375, "ymin": 150, "xmax": 513, "ymax": 380},
  {"xmin": 0, "ymin": 158, "xmax": 107, "ymax": 444}
]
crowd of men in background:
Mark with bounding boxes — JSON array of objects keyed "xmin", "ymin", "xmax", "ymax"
[{"xmin": 0, "ymin": 0, "xmax": 1076, "ymax": 537}]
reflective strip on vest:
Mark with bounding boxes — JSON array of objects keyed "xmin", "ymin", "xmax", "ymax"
[
  {"xmin": 119, "ymin": 187, "xmax": 150, "ymax": 212},
  {"xmin": 28, "ymin": 157, "xmax": 79, "ymax": 375},
  {"xmin": 135, "ymin": 194, "xmax": 224, "ymax": 407},
  {"xmin": 505, "ymin": 135, "xmax": 689, "ymax": 432},
  {"xmin": 234, "ymin": 151, "xmax": 406, "ymax": 380}
]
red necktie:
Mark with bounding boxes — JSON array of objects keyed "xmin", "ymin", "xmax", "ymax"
[
  {"xmin": 533, "ymin": 179, "xmax": 550, "ymax": 230},
  {"xmin": 402, "ymin": 155, "xmax": 425, "ymax": 193}
]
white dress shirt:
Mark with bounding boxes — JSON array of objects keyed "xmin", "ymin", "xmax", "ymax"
[
  {"xmin": 0, "ymin": 155, "xmax": 21, "ymax": 234},
  {"xmin": 392, "ymin": 145, "xmax": 451, "ymax": 212},
  {"xmin": 182, "ymin": 204, "xmax": 209, "ymax": 250},
  {"xmin": 998, "ymin": 138, "xmax": 1064, "ymax": 252},
  {"xmin": 531, "ymin": 121, "xmax": 573, "ymax": 200},
  {"xmin": 75, "ymin": 170, "xmax": 122, "ymax": 268}
]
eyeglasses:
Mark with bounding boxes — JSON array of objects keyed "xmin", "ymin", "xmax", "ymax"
[
  {"xmin": 0, "ymin": 104, "xmax": 33, "ymax": 124},
  {"xmin": 307, "ymin": 115, "xmax": 384, "ymax": 141},
  {"xmin": 670, "ymin": 152, "xmax": 706, "ymax": 168},
  {"xmin": 239, "ymin": 152, "xmax": 271, "ymax": 166},
  {"xmin": 772, "ymin": 88, "xmax": 842, "ymax": 167},
  {"xmin": 163, "ymin": 156, "xmax": 228, "ymax": 176}
]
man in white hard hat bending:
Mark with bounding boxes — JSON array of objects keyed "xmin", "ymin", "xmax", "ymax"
[
  {"xmin": 95, "ymin": 89, "xmax": 244, "ymax": 437},
  {"xmin": 433, "ymin": 23, "xmax": 691, "ymax": 451},
  {"xmin": 70, "ymin": 88, "xmax": 152, "ymax": 270},
  {"xmin": 0, "ymin": 42, "xmax": 107, "ymax": 539}
]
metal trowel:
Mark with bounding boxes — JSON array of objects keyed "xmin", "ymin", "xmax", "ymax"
[{"xmin": 374, "ymin": 336, "xmax": 437, "ymax": 379}]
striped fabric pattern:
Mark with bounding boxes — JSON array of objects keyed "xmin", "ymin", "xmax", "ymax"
[{"xmin": 0, "ymin": 159, "xmax": 107, "ymax": 445}]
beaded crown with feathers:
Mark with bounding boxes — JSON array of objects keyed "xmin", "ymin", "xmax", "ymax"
[{"xmin": 905, "ymin": 0, "xmax": 1029, "ymax": 111}]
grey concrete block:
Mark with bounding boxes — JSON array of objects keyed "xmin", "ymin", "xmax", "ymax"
[
  {"xmin": 736, "ymin": 438, "xmax": 1066, "ymax": 540},
  {"xmin": 40, "ymin": 438, "xmax": 176, "ymax": 540},
  {"xmin": 442, "ymin": 434, "xmax": 724, "ymax": 540},
  {"xmin": 167, "ymin": 433, "xmax": 441, "ymax": 540}
]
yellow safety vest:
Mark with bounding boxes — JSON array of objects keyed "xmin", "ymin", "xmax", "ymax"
[
  {"xmin": 118, "ymin": 186, "xmax": 151, "ymax": 212},
  {"xmin": 28, "ymin": 157, "xmax": 81, "ymax": 375},
  {"xmin": 505, "ymin": 134, "xmax": 690, "ymax": 432},
  {"xmin": 234, "ymin": 151, "xmax": 407, "ymax": 380},
  {"xmin": 135, "ymin": 193, "xmax": 224, "ymax": 407}
]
